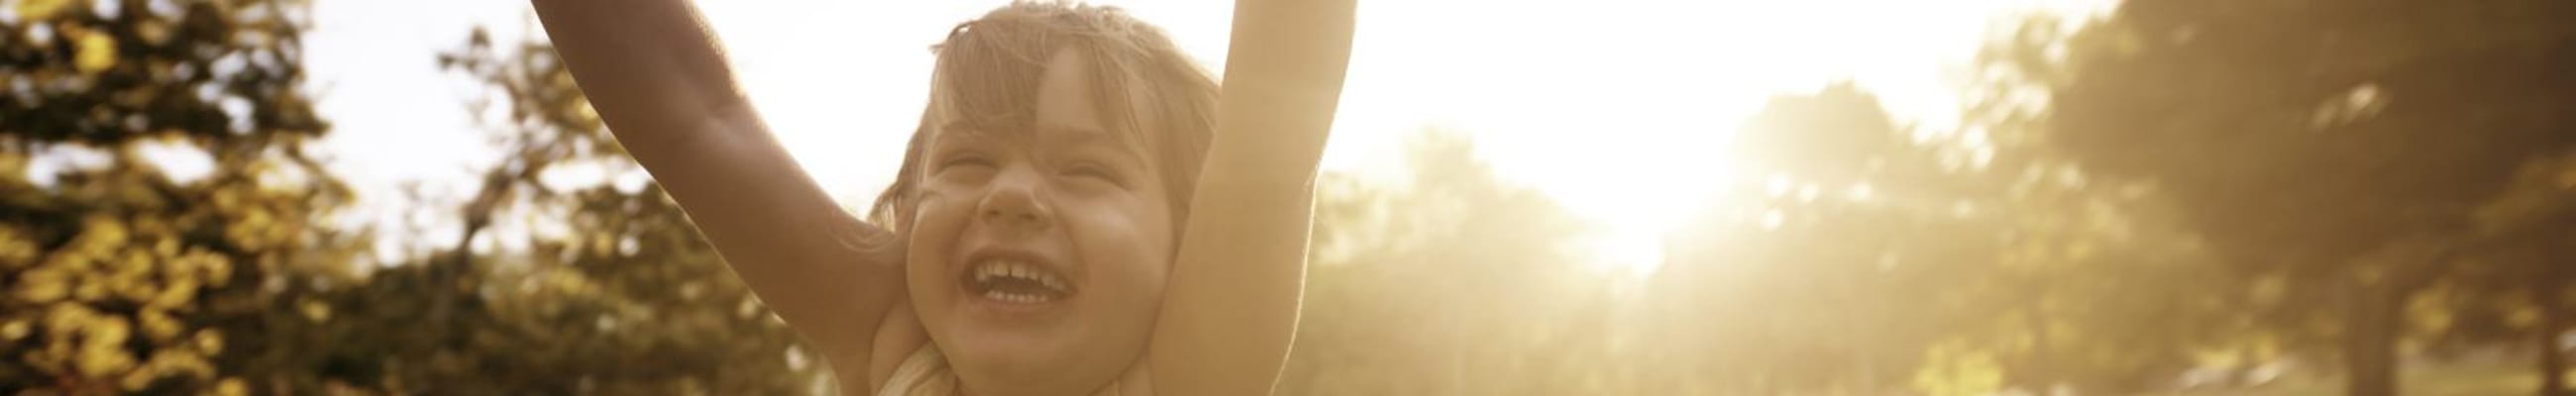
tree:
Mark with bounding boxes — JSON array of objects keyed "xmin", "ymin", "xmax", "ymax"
[
  {"xmin": 275, "ymin": 27, "xmax": 828, "ymax": 394},
  {"xmin": 1, "ymin": 0, "xmax": 360, "ymax": 393},
  {"xmin": 2005, "ymin": 1, "xmax": 2576, "ymax": 394},
  {"xmin": 2462, "ymin": 152, "xmax": 2576, "ymax": 396},
  {"xmin": 1647, "ymin": 83, "xmax": 2237, "ymax": 395},
  {"xmin": 1647, "ymin": 84, "xmax": 1978, "ymax": 395},
  {"xmin": 1278, "ymin": 131, "xmax": 1618, "ymax": 395}
]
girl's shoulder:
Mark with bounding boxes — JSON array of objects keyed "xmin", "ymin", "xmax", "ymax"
[
  {"xmin": 861, "ymin": 303, "xmax": 930, "ymax": 395},
  {"xmin": 875, "ymin": 345, "xmax": 955, "ymax": 396},
  {"xmin": 872, "ymin": 345, "xmax": 1141, "ymax": 396}
]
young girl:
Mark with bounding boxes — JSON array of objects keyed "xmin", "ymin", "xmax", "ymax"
[{"xmin": 529, "ymin": 1, "xmax": 1352, "ymax": 395}]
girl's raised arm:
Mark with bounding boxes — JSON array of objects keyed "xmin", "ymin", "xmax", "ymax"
[
  {"xmin": 530, "ymin": 0, "xmax": 906, "ymax": 380},
  {"xmin": 1149, "ymin": 0, "xmax": 1357, "ymax": 394}
]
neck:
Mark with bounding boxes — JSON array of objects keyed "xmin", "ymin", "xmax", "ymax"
[{"xmin": 956, "ymin": 382, "xmax": 1115, "ymax": 396}]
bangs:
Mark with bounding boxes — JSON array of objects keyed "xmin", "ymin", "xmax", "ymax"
[
  {"xmin": 876, "ymin": 1, "xmax": 1221, "ymax": 232},
  {"xmin": 928, "ymin": 19, "xmax": 1156, "ymax": 151}
]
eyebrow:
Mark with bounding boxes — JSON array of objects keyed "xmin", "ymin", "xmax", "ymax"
[
  {"xmin": 932, "ymin": 121, "xmax": 1151, "ymax": 166},
  {"xmin": 1047, "ymin": 125, "xmax": 1152, "ymax": 166},
  {"xmin": 928, "ymin": 122, "xmax": 1013, "ymax": 152},
  {"xmin": 937, "ymin": 121, "xmax": 996, "ymax": 139}
]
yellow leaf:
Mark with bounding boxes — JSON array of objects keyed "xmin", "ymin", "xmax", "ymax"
[
  {"xmin": 133, "ymin": 348, "xmax": 212, "ymax": 388},
  {"xmin": 193, "ymin": 329, "xmax": 223, "ymax": 354},
  {"xmin": 227, "ymin": 208, "xmax": 276, "ymax": 249},
  {"xmin": 76, "ymin": 317, "xmax": 136, "ymax": 376},
  {"xmin": 119, "ymin": 248, "xmax": 152, "ymax": 274},
  {"xmin": 17, "ymin": 266, "xmax": 69, "ymax": 303},
  {"xmin": 149, "ymin": 277, "xmax": 197, "ymax": 310},
  {"xmin": 0, "ymin": 225, "xmax": 37, "ymax": 268},
  {"xmin": 110, "ymin": 263, "xmax": 157, "ymax": 303},
  {"xmin": 300, "ymin": 299, "xmax": 331, "ymax": 323},
  {"xmin": 590, "ymin": 233, "xmax": 615, "ymax": 257},
  {"xmin": 77, "ymin": 215, "xmax": 130, "ymax": 251},
  {"xmin": 73, "ymin": 273, "xmax": 107, "ymax": 302},
  {"xmin": 1, "ymin": 320, "xmax": 28, "ymax": 341},
  {"xmin": 42, "ymin": 247, "xmax": 89, "ymax": 273},
  {"xmin": 139, "ymin": 309, "xmax": 181, "ymax": 342},
  {"xmin": 27, "ymin": 341, "xmax": 72, "ymax": 373},
  {"xmin": 119, "ymin": 362, "xmax": 157, "ymax": 390},
  {"xmin": 199, "ymin": 252, "xmax": 234, "ymax": 287},
  {"xmin": 163, "ymin": 249, "xmax": 198, "ymax": 278},
  {"xmin": 154, "ymin": 238, "xmax": 179, "ymax": 258},
  {"xmin": 0, "ymin": 150, "xmax": 24, "ymax": 186},
  {"xmin": 136, "ymin": 19, "xmax": 171, "ymax": 46},
  {"xmin": 217, "ymin": 377, "xmax": 249, "ymax": 396},
  {"xmin": 45, "ymin": 303, "xmax": 98, "ymax": 338},
  {"xmin": 89, "ymin": 315, "xmax": 131, "ymax": 345},
  {"xmin": 75, "ymin": 30, "xmax": 120, "ymax": 74},
  {"xmin": 14, "ymin": 0, "xmax": 71, "ymax": 22}
]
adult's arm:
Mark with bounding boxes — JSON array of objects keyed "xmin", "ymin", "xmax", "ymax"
[{"xmin": 530, "ymin": 0, "xmax": 907, "ymax": 384}]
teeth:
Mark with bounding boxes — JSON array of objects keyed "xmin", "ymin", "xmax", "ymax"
[
  {"xmin": 970, "ymin": 259, "xmax": 1071, "ymax": 301},
  {"xmin": 982, "ymin": 289, "xmax": 1049, "ymax": 303}
]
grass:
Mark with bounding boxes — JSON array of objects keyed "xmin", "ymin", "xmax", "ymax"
[{"xmin": 2158, "ymin": 358, "xmax": 2558, "ymax": 396}]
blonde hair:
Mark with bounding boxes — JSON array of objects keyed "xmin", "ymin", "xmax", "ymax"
[{"xmin": 868, "ymin": 1, "xmax": 1219, "ymax": 233}]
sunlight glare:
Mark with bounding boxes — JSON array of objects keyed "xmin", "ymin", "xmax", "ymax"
[
  {"xmin": 695, "ymin": 0, "xmax": 2118, "ymax": 279},
  {"xmin": 1349, "ymin": 0, "xmax": 2117, "ymax": 277}
]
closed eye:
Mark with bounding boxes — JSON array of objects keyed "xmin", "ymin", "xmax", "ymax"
[
  {"xmin": 934, "ymin": 154, "xmax": 993, "ymax": 172},
  {"xmin": 1062, "ymin": 161, "xmax": 1126, "ymax": 186}
]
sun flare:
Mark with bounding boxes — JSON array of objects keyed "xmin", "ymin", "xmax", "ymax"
[{"xmin": 693, "ymin": 0, "xmax": 2116, "ymax": 279}]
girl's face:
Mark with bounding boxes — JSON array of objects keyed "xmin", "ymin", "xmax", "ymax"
[{"xmin": 905, "ymin": 48, "xmax": 1176, "ymax": 395}]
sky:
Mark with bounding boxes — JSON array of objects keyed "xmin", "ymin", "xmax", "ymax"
[{"xmin": 295, "ymin": 0, "xmax": 2114, "ymax": 272}]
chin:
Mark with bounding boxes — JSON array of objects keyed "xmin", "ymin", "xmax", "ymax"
[
  {"xmin": 948, "ymin": 328, "xmax": 1072, "ymax": 373},
  {"xmin": 941, "ymin": 324, "xmax": 1145, "ymax": 396}
]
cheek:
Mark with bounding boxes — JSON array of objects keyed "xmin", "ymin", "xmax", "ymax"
[
  {"xmin": 906, "ymin": 187, "xmax": 978, "ymax": 243},
  {"xmin": 1063, "ymin": 198, "xmax": 1177, "ymax": 305},
  {"xmin": 903, "ymin": 192, "xmax": 974, "ymax": 295}
]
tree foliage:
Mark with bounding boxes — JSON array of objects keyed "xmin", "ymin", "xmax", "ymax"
[
  {"xmin": 1996, "ymin": 0, "xmax": 2576, "ymax": 394},
  {"xmin": 1642, "ymin": 84, "xmax": 2238, "ymax": 395},
  {"xmin": 1280, "ymin": 132, "xmax": 1619, "ymax": 395},
  {"xmin": 8, "ymin": 1, "xmax": 2570, "ymax": 394},
  {"xmin": 2, "ymin": 0, "xmax": 353, "ymax": 393},
  {"xmin": 280, "ymin": 27, "xmax": 828, "ymax": 394}
]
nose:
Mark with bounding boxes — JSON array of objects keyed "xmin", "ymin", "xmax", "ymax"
[{"xmin": 976, "ymin": 167, "xmax": 1052, "ymax": 231}]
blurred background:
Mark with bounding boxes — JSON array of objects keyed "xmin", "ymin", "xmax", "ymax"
[{"xmin": 3, "ymin": 0, "xmax": 2573, "ymax": 395}]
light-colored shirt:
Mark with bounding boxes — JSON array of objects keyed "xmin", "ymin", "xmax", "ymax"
[{"xmin": 876, "ymin": 346, "xmax": 1127, "ymax": 396}]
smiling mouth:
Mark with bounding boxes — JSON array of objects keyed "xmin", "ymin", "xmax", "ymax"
[{"xmin": 964, "ymin": 258, "xmax": 1073, "ymax": 304}]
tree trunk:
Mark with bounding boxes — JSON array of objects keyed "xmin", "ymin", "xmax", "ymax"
[
  {"xmin": 2024, "ymin": 293, "xmax": 2057, "ymax": 393},
  {"xmin": 1854, "ymin": 266, "xmax": 1897, "ymax": 396},
  {"xmin": 2538, "ymin": 266, "xmax": 2568, "ymax": 396},
  {"xmin": 2344, "ymin": 280, "xmax": 2400, "ymax": 396}
]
